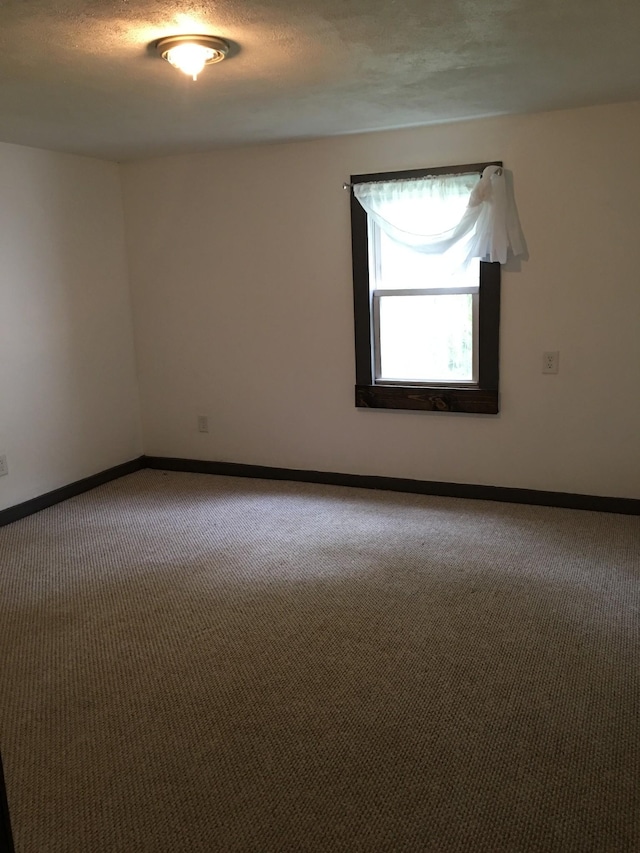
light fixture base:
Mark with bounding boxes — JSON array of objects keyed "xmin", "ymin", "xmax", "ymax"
[
  {"xmin": 156, "ymin": 35, "xmax": 229, "ymax": 79},
  {"xmin": 156, "ymin": 34, "xmax": 229, "ymax": 65}
]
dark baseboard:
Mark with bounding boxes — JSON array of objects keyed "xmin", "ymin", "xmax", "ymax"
[
  {"xmin": 0, "ymin": 752, "xmax": 14, "ymax": 853},
  {"xmin": 0, "ymin": 457, "xmax": 145, "ymax": 528},
  {"xmin": 1, "ymin": 454, "xmax": 637, "ymax": 525},
  {"xmin": 143, "ymin": 456, "xmax": 640, "ymax": 516}
]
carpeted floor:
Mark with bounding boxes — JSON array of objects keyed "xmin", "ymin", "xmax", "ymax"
[{"xmin": 0, "ymin": 469, "xmax": 638, "ymax": 852}]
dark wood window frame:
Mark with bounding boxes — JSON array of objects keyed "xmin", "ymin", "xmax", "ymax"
[{"xmin": 350, "ymin": 161, "xmax": 502, "ymax": 414}]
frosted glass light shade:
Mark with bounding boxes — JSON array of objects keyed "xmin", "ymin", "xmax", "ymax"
[
  {"xmin": 157, "ymin": 35, "xmax": 229, "ymax": 81},
  {"xmin": 165, "ymin": 44, "xmax": 215, "ymax": 80}
]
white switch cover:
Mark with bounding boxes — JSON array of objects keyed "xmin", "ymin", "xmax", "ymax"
[
  {"xmin": 197, "ymin": 415, "xmax": 209, "ymax": 433},
  {"xmin": 0, "ymin": 455, "xmax": 8, "ymax": 476}
]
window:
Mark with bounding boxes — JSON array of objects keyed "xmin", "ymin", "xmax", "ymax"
[{"xmin": 350, "ymin": 162, "xmax": 501, "ymax": 414}]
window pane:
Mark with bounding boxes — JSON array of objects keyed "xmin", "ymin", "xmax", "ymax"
[
  {"xmin": 377, "ymin": 231, "xmax": 479, "ymax": 290},
  {"xmin": 378, "ymin": 294, "xmax": 474, "ymax": 383}
]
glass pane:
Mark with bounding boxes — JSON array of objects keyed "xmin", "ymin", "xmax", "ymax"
[
  {"xmin": 377, "ymin": 230, "xmax": 479, "ymax": 290},
  {"xmin": 378, "ymin": 294, "xmax": 474, "ymax": 383}
]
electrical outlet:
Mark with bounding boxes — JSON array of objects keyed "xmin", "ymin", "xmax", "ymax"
[
  {"xmin": 0, "ymin": 454, "xmax": 8, "ymax": 477},
  {"xmin": 197, "ymin": 415, "xmax": 209, "ymax": 433},
  {"xmin": 542, "ymin": 351, "xmax": 559, "ymax": 374}
]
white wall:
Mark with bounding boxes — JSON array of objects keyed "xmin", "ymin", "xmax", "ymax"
[
  {"xmin": 0, "ymin": 143, "xmax": 142, "ymax": 510},
  {"xmin": 121, "ymin": 102, "xmax": 640, "ymax": 498}
]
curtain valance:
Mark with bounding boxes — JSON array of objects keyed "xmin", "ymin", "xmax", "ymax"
[{"xmin": 353, "ymin": 165, "xmax": 524, "ymax": 266}]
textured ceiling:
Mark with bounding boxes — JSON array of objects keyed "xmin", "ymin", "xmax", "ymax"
[{"xmin": 0, "ymin": 0, "xmax": 638, "ymax": 161}]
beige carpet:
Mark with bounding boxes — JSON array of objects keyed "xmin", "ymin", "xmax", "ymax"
[{"xmin": 0, "ymin": 470, "xmax": 638, "ymax": 852}]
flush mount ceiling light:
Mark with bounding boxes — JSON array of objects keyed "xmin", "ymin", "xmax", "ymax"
[{"xmin": 157, "ymin": 34, "xmax": 229, "ymax": 81}]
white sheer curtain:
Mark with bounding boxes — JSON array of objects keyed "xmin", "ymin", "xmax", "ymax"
[{"xmin": 353, "ymin": 165, "xmax": 524, "ymax": 266}]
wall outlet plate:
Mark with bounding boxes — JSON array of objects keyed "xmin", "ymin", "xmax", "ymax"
[
  {"xmin": 0, "ymin": 454, "xmax": 8, "ymax": 476},
  {"xmin": 543, "ymin": 351, "xmax": 559, "ymax": 374}
]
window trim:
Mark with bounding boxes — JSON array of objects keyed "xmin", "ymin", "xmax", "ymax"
[{"xmin": 350, "ymin": 161, "xmax": 502, "ymax": 414}]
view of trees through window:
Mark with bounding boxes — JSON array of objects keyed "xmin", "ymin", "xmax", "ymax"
[
  {"xmin": 378, "ymin": 293, "xmax": 474, "ymax": 382},
  {"xmin": 374, "ymin": 230, "xmax": 478, "ymax": 383}
]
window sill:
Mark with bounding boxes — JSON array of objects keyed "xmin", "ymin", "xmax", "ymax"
[{"xmin": 355, "ymin": 384, "xmax": 499, "ymax": 414}]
